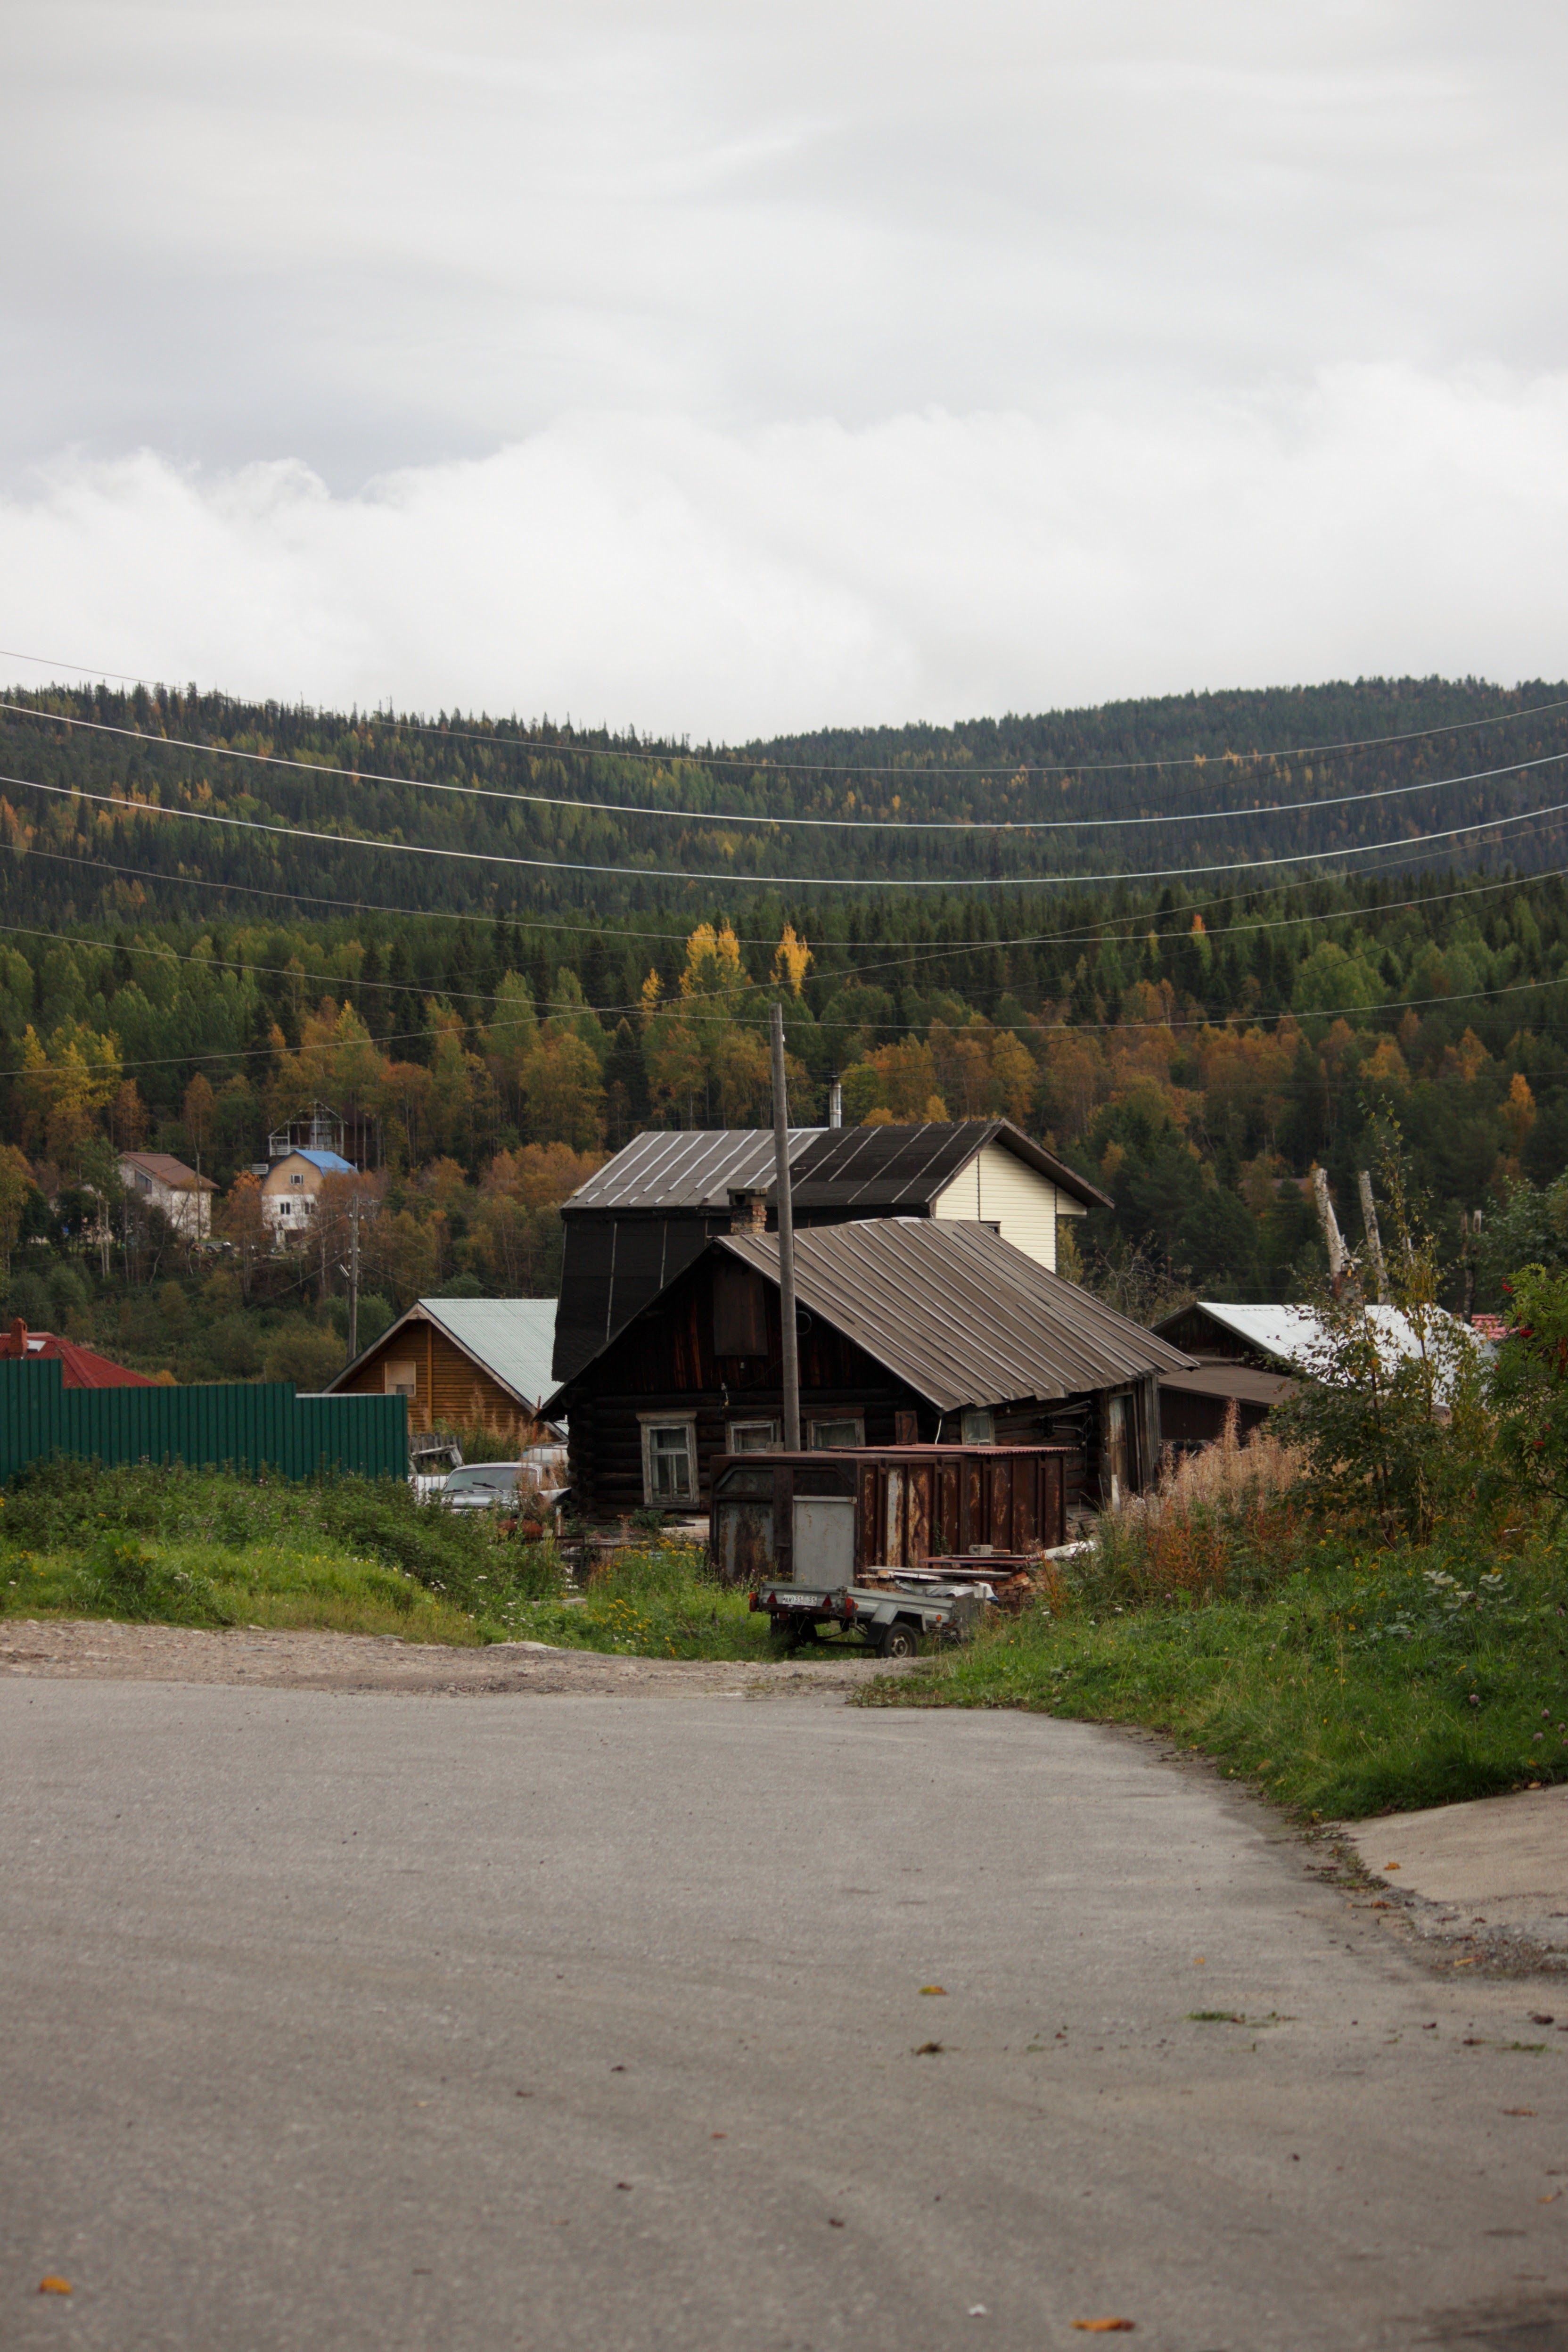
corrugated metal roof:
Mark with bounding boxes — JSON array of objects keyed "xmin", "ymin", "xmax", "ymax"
[
  {"xmin": 563, "ymin": 1118, "xmax": 1108, "ymax": 1216},
  {"xmin": 419, "ymin": 1299, "xmax": 558, "ymax": 1406},
  {"xmin": 328, "ymin": 1297, "xmax": 558, "ymax": 1406},
  {"xmin": 1182, "ymin": 1300, "xmax": 1461, "ymax": 1374},
  {"xmin": 716, "ymin": 1221, "xmax": 1194, "ymax": 1411},
  {"xmin": 294, "ymin": 1149, "xmax": 357, "ymax": 1175},
  {"xmin": 1158, "ymin": 1362, "xmax": 1297, "ymax": 1406},
  {"xmin": 790, "ymin": 1119, "xmax": 1109, "ymax": 1211},
  {"xmin": 563, "ymin": 1128, "xmax": 813, "ymax": 1211}
]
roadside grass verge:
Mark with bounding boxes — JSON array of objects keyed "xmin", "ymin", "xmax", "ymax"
[
  {"xmin": 861, "ymin": 1532, "xmax": 1568, "ymax": 1820},
  {"xmin": 0, "ymin": 1462, "xmax": 772, "ymax": 1657},
  {"xmin": 528, "ymin": 1543, "xmax": 774, "ymax": 1661}
]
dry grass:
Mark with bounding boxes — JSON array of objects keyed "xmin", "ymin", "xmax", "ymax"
[{"xmin": 1095, "ymin": 1409, "xmax": 1308, "ymax": 1604}]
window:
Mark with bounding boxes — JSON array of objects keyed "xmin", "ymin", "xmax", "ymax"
[
  {"xmin": 277, "ymin": 1200, "xmax": 292, "ymax": 1217},
  {"xmin": 961, "ymin": 1408, "xmax": 995, "ymax": 1444},
  {"xmin": 809, "ymin": 1415, "xmax": 864, "ymax": 1450},
  {"xmin": 728, "ymin": 1420, "xmax": 779, "ymax": 1454},
  {"xmin": 384, "ymin": 1362, "xmax": 418, "ymax": 1399},
  {"xmin": 640, "ymin": 1418, "xmax": 697, "ymax": 1505},
  {"xmin": 289, "ymin": 1172, "xmax": 304, "ymax": 1186}
]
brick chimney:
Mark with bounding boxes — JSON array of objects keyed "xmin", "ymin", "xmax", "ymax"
[
  {"xmin": 730, "ymin": 1190, "xmax": 767, "ymax": 1234},
  {"xmin": 7, "ymin": 1317, "xmax": 26, "ymax": 1359}
]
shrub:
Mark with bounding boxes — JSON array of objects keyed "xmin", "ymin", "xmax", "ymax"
[{"xmin": 1091, "ymin": 1413, "xmax": 1309, "ymax": 1607}]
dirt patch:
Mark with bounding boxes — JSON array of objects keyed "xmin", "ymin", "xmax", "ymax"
[{"xmin": 0, "ymin": 1617, "xmax": 897, "ymax": 1699}]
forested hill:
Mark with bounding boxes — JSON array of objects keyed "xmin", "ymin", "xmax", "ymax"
[
  {"xmin": 6, "ymin": 669, "xmax": 1568, "ymax": 1390},
  {"xmin": 2, "ymin": 674, "xmax": 1567, "ymax": 926}
]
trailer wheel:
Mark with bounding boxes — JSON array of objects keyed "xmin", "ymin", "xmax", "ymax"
[
  {"xmin": 784, "ymin": 1618, "xmax": 820, "ymax": 1648},
  {"xmin": 874, "ymin": 1620, "xmax": 920, "ymax": 1661}
]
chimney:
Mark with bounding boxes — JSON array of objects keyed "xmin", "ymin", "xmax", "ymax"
[
  {"xmin": 827, "ymin": 1079, "xmax": 843, "ymax": 1129},
  {"xmin": 7, "ymin": 1317, "xmax": 25, "ymax": 1359},
  {"xmin": 730, "ymin": 1190, "xmax": 767, "ymax": 1233}
]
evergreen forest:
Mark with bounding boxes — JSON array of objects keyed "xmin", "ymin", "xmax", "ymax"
[{"xmin": 3, "ymin": 671, "xmax": 1568, "ymax": 1385}]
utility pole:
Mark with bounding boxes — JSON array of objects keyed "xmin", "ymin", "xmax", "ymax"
[
  {"xmin": 347, "ymin": 1193, "xmax": 361, "ymax": 1363},
  {"xmin": 1357, "ymin": 1171, "xmax": 1387, "ymax": 1302},
  {"xmin": 770, "ymin": 1003, "xmax": 801, "ymax": 1453}
]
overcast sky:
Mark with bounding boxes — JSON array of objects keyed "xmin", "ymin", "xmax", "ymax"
[{"xmin": 2, "ymin": 0, "xmax": 1565, "ymax": 737}]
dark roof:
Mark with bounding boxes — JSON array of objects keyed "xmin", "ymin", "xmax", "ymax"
[
  {"xmin": 789, "ymin": 1119, "xmax": 1108, "ymax": 1212},
  {"xmin": 562, "ymin": 1129, "xmax": 813, "ymax": 1212},
  {"xmin": 562, "ymin": 1118, "xmax": 1108, "ymax": 1216},
  {"xmin": 713, "ymin": 1222, "xmax": 1193, "ymax": 1411}
]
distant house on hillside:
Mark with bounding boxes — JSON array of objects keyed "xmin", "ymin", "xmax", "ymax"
[
  {"xmin": 552, "ymin": 1119, "xmax": 1109, "ymax": 1384},
  {"xmin": 328, "ymin": 1298, "xmax": 558, "ymax": 1439},
  {"xmin": 260, "ymin": 1149, "xmax": 358, "ymax": 1241},
  {"xmin": 0, "ymin": 1317, "xmax": 156, "ymax": 1390},
  {"xmin": 118, "ymin": 1151, "xmax": 217, "ymax": 1240}
]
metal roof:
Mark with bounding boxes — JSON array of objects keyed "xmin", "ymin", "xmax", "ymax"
[
  {"xmin": 562, "ymin": 1129, "xmax": 814, "ymax": 1212},
  {"xmin": 329, "ymin": 1297, "xmax": 558, "ymax": 1407},
  {"xmin": 293, "ymin": 1148, "xmax": 357, "ymax": 1175},
  {"xmin": 1174, "ymin": 1301, "xmax": 1477, "ymax": 1382},
  {"xmin": 714, "ymin": 1221, "xmax": 1194, "ymax": 1411},
  {"xmin": 562, "ymin": 1118, "xmax": 1108, "ymax": 1216},
  {"xmin": 118, "ymin": 1150, "xmax": 215, "ymax": 1192},
  {"xmin": 790, "ymin": 1119, "xmax": 1108, "ymax": 1211}
]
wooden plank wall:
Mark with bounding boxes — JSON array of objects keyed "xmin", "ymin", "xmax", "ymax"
[{"xmin": 337, "ymin": 1323, "xmax": 533, "ymax": 1437}]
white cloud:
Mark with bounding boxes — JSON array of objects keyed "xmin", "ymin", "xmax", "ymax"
[{"xmin": 3, "ymin": 364, "xmax": 1565, "ymax": 739}]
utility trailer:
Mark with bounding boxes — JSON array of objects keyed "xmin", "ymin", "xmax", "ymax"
[{"xmin": 711, "ymin": 1444, "xmax": 1074, "ymax": 1656}]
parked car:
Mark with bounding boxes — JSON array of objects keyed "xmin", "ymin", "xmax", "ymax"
[
  {"xmin": 410, "ymin": 1436, "xmax": 463, "ymax": 1504},
  {"xmin": 438, "ymin": 1463, "xmax": 525, "ymax": 1513}
]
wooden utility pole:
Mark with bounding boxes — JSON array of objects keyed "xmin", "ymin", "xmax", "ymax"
[
  {"xmin": 347, "ymin": 1193, "xmax": 361, "ymax": 1362},
  {"xmin": 770, "ymin": 1003, "xmax": 801, "ymax": 1453}
]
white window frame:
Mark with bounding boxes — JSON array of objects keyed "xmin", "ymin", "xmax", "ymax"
[
  {"xmin": 384, "ymin": 1362, "xmax": 418, "ymax": 1399},
  {"xmin": 961, "ymin": 1408, "xmax": 996, "ymax": 1444},
  {"xmin": 638, "ymin": 1413, "xmax": 698, "ymax": 1505},
  {"xmin": 727, "ymin": 1419, "xmax": 780, "ymax": 1454},
  {"xmin": 808, "ymin": 1414, "xmax": 864, "ymax": 1451}
]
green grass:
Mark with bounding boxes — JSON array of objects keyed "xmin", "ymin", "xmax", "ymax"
[
  {"xmin": 0, "ymin": 1461, "xmax": 774, "ymax": 1657},
  {"xmin": 528, "ymin": 1544, "xmax": 776, "ymax": 1661},
  {"xmin": 860, "ymin": 1534, "xmax": 1568, "ymax": 1819},
  {"xmin": 1, "ymin": 1538, "xmax": 483, "ymax": 1642}
]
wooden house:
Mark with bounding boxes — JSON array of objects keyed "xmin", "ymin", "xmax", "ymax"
[
  {"xmin": 543, "ymin": 1219, "xmax": 1194, "ymax": 1523},
  {"xmin": 327, "ymin": 1298, "xmax": 558, "ymax": 1438},
  {"xmin": 550, "ymin": 1119, "xmax": 1110, "ymax": 1385}
]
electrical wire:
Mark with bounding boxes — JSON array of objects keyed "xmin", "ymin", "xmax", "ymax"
[
  {"xmin": 9, "ymin": 764, "xmax": 1568, "ymax": 891},
  {"xmin": 8, "ymin": 695, "xmax": 1568, "ymax": 835},
  {"xmin": 6, "ymin": 645, "xmax": 1566, "ymax": 781}
]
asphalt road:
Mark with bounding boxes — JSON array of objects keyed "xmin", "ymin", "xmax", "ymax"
[{"xmin": 4, "ymin": 1681, "xmax": 1568, "ymax": 2352}]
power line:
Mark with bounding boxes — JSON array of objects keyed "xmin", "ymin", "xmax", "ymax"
[
  {"xmin": 8, "ymin": 817, "xmax": 1568, "ymax": 1018},
  {"xmin": 8, "ymin": 763, "xmax": 1568, "ymax": 890},
  {"xmin": 8, "ymin": 695, "xmax": 1568, "ymax": 835},
  {"xmin": 6, "ymin": 646, "xmax": 1566, "ymax": 780}
]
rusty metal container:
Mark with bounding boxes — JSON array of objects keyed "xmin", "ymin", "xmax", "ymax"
[{"xmin": 710, "ymin": 1444, "xmax": 1072, "ymax": 1587}]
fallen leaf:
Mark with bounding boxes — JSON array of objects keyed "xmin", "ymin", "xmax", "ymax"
[
  {"xmin": 828, "ymin": 2218, "xmax": 845, "ymax": 2229},
  {"xmin": 1193, "ymin": 1957, "xmax": 1206, "ymax": 1966},
  {"xmin": 615, "ymin": 2182, "xmax": 632, "ymax": 2191},
  {"xmin": 1071, "ymin": 2321, "xmax": 1134, "ymax": 2334},
  {"xmin": 1503, "ymin": 2108, "xmax": 1537, "ymax": 2117},
  {"xmin": 711, "ymin": 2132, "xmax": 726, "ymax": 2139},
  {"xmin": 915, "ymin": 2040, "xmax": 945, "ymax": 2055},
  {"xmin": 920, "ymin": 1985, "xmax": 947, "ymax": 1996},
  {"xmin": 1531, "ymin": 2014, "xmax": 1556, "ymax": 2026},
  {"xmin": 37, "ymin": 2278, "xmax": 72, "ymax": 2297},
  {"xmin": 1541, "ymin": 2194, "xmax": 1561, "ymax": 2204},
  {"xmin": 1383, "ymin": 1862, "xmax": 1400, "ymax": 1871}
]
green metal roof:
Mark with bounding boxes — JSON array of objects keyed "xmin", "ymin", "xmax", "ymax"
[{"xmin": 417, "ymin": 1299, "xmax": 558, "ymax": 1407}]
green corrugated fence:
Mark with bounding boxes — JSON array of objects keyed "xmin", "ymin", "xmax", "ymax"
[{"xmin": 0, "ymin": 1360, "xmax": 408, "ymax": 1484}]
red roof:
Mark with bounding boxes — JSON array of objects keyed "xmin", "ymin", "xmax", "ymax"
[{"xmin": 0, "ymin": 1320, "xmax": 156, "ymax": 1389}]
